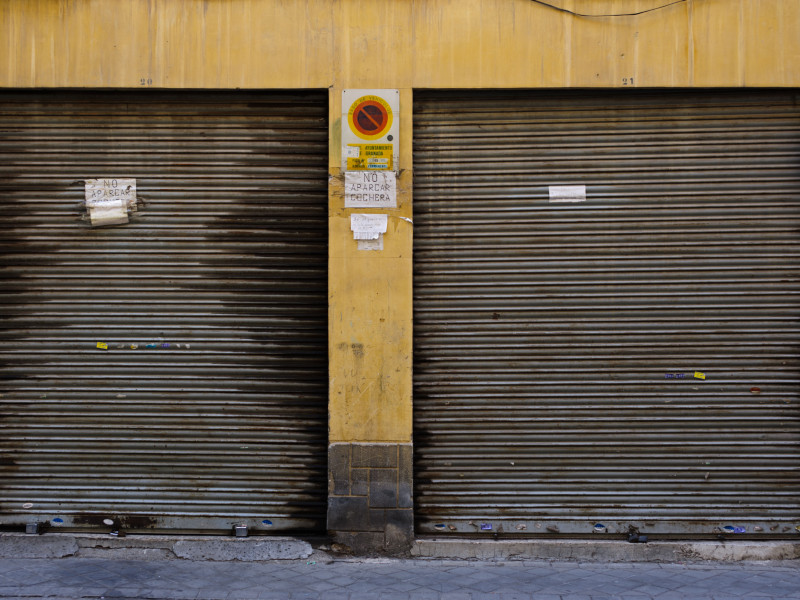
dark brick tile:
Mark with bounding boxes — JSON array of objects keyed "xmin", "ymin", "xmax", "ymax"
[
  {"xmin": 328, "ymin": 444, "xmax": 351, "ymax": 496},
  {"xmin": 331, "ymin": 531, "xmax": 384, "ymax": 554},
  {"xmin": 398, "ymin": 444, "xmax": 413, "ymax": 508},
  {"xmin": 351, "ymin": 468, "xmax": 369, "ymax": 496},
  {"xmin": 352, "ymin": 444, "xmax": 397, "ymax": 468},
  {"xmin": 328, "ymin": 496, "xmax": 379, "ymax": 532},
  {"xmin": 369, "ymin": 508, "xmax": 387, "ymax": 531},
  {"xmin": 369, "ymin": 468, "xmax": 398, "ymax": 508},
  {"xmin": 384, "ymin": 509, "xmax": 413, "ymax": 533},
  {"xmin": 350, "ymin": 444, "xmax": 371, "ymax": 468}
]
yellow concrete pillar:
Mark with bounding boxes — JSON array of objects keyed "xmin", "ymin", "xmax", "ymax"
[
  {"xmin": 327, "ymin": 87, "xmax": 415, "ymax": 552},
  {"xmin": 328, "ymin": 87, "xmax": 413, "ymax": 444}
]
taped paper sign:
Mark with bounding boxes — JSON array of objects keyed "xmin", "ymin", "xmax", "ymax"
[
  {"xmin": 345, "ymin": 171, "xmax": 396, "ymax": 208},
  {"xmin": 357, "ymin": 237, "xmax": 384, "ymax": 251},
  {"xmin": 350, "ymin": 213, "xmax": 388, "ymax": 240},
  {"xmin": 549, "ymin": 185, "xmax": 586, "ymax": 203},
  {"xmin": 85, "ymin": 179, "xmax": 137, "ymax": 226},
  {"xmin": 89, "ymin": 200, "xmax": 128, "ymax": 226}
]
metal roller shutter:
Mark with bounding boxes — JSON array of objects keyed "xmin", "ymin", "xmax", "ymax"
[
  {"xmin": 413, "ymin": 90, "xmax": 800, "ymax": 537},
  {"xmin": 0, "ymin": 91, "xmax": 328, "ymax": 533}
]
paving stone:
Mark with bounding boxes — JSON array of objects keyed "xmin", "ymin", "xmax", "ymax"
[
  {"xmin": 466, "ymin": 579, "xmax": 503, "ymax": 593},
  {"xmin": 389, "ymin": 581, "xmax": 424, "ymax": 592},
  {"xmin": 159, "ymin": 590, "xmax": 200, "ymax": 599},
  {"xmin": 406, "ymin": 593, "xmax": 440, "ymax": 600},
  {"xmin": 379, "ymin": 593, "xmax": 416, "ymax": 600},
  {"xmin": 1, "ymin": 556, "xmax": 799, "ymax": 600},
  {"xmin": 653, "ymin": 593, "xmax": 692, "ymax": 600},
  {"xmin": 318, "ymin": 591, "xmax": 350, "ymax": 600},
  {"xmin": 627, "ymin": 585, "xmax": 671, "ymax": 595},
  {"xmin": 227, "ymin": 591, "xmax": 262, "ymax": 599},
  {"xmin": 428, "ymin": 581, "xmax": 469, "ymax": 593},
  {"xmin": 344, "ymin": 581, "xmax": 383, "ymax": 592},
  {"xmin": 327, "ymin": 576, "xmax": 358, "ymax": 586},
  {"xmin": 493, "ymin": 591, "xmax": 534, "ymax": 599},
  {"xmin": 306, "ymin": 580, "xmax": 342, "ymax": 592}
]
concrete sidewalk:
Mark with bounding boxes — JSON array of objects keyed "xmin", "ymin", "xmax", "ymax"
[{"xmin": 1, "ymin": 546, "xmax": 799, "ymax": 600}]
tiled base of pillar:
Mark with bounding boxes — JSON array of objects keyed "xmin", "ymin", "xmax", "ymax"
[{"xmin": 327, "ymin": 443, "xmax": 413, "ymax": 554}]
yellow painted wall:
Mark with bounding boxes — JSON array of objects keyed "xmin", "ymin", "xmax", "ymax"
[
  {"xmin": 2, "ymin": 0, "xmax": 798, "ymax": 443},
  {"xmin": 2, "ymin": 0, "xmax": 799, "ymax": 89}
]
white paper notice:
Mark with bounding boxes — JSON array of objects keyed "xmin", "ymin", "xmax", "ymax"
[
  {"xmin": 345, "ymin": 146, "xmax": 360, "ymax": 158},
  {"xmin": 351, "ymin": 213, "xmax": 388, "ymax": 240},
  {"xmin": 549, "ymin": 185, "xmax": 586, "ymax": 203},
  {"xmin": 85, "ymin": 178, "xmax": 137, "ymax": 210},
  {"xmin": 357, "ymin": 237, "xmax": 384, "ymax": 251},
  {"xmin": 345, "ymin": 171, "xmax": 397, "ymax": 208}
]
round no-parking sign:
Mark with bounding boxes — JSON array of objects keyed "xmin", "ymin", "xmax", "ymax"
[{"xmin": 348, "ymin": 95, "xmax": 393, "ymax": 141}]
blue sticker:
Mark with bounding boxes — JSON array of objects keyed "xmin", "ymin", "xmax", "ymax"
[
  {"xmin": 161, "ymin": 343, "xmax": 170, "ymax": 348},
  {"xmin": 262, "ymin": 520, "xmax": 273, "ymax": 526},
  {"xmin": 480, "ymin": 523, "xmax": 492, "ymax": 531},
  {"xmin": 434, "ymin": 524, "xmax": 446, "ymax": 530},
  {"xmin": 722, "ymin": 525, "xmax": 746, "ymax": 534},
  {"xmin": 52, "ymin": 518, "xmax": 64, "ymax": 524}
]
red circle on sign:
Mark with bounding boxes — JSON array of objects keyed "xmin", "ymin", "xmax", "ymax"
[{"xmin": 352, "ymin": 100, "xmax": 389, "ymax": 137}]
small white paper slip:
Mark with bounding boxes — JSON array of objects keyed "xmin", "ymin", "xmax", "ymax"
[
  {"xmin": 89, "ymin": 199, "xmax": 129, "ymax": 226},
  {"xmin": 549, "ymin": 185, "xmax": 586, "ymax": 203},
  {"xmin": 350, "ymin": 213, "xmax": 388, "ymax": 240},
  {"xmin": 358, "ymin": 237, "xmax": 384, "ymax": 251},
  {"xmin": 346, "ymin": 146, "xmax": 360, "ymax": 158}
]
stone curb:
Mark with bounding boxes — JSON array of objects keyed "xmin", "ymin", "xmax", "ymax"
[
  {"xmin": 0, "ymin": 533, "xmax": 79, "ymax": 558},
  {"xmin": 173, "ymin": 538, "xmax": 312, "ymax": 561},
  {"xmin": 411, "ymin": 538, "xmax": 800, "ymax": 562},
  {"xmin": 0, "ymin": 533, "xmax": 312, "ymax": 561},
  {"xmin": 3, "ymin": 533, "xmax": 798, "ymax": 563}
]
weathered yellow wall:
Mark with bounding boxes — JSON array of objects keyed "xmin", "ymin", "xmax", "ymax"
[
  {"xmin": 2, "ymin": 0, "xmax": 799, "ymax": 89},
  {"xmin": 2, "ymin": 0, "xmax": 798, "ymax": 443}
]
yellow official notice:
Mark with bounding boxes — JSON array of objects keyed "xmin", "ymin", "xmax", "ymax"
[{"xmin": 346, "ymin": 144, "xmax": 393, "ymax": 171}]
